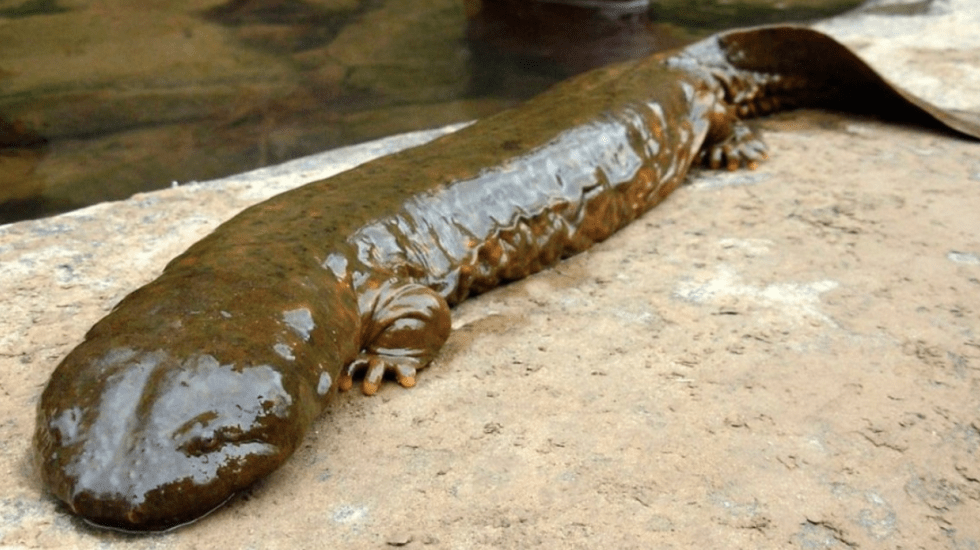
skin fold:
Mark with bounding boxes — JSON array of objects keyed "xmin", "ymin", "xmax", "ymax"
[{"xmin": 33, "ymin": 25, "xmax": 980, "ymax": 531}]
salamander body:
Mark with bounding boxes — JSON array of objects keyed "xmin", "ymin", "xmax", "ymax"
[{"xmin": 33, "ymin": 26, "xmax": 980, "ymax": 531}]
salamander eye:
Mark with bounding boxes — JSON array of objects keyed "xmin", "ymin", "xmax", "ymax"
[
  {"xmin": 178, "ymin": 426, "xmax": 245, "ymax": 456},
  {"xmin": 182, "ymin": 432, "xmax": 222, "ymax": 456}
]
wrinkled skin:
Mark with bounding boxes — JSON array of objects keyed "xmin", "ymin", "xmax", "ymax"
[{"xmin": 33, "ymin": 26, "xmax": 980, "ymax": 531}]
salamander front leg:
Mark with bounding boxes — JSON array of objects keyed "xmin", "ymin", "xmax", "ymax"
[
  {"xmin": 703, "ymin": 121, "xmax": 768, "ymax": 170},
  {"xmin": 700, "ymin": 104, "xmax": 769, "ymax": 170},
  {"xmin": 340, "ymin": 282, "xmax": 451, "ymax": 395}
]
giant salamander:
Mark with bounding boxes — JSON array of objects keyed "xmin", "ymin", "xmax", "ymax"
[{"xmin": 34, "ymin": 26, "xmax": 980, "ymax": 530}]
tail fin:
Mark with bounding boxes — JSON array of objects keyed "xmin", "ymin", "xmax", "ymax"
[{"xmin": 711, "ymin": 26, "xmax": 980, "ymax": 139}]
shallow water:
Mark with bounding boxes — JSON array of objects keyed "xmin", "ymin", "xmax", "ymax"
[{"xmin": 0, "ymin": 0, "xmax": 862, "ymax": 224}]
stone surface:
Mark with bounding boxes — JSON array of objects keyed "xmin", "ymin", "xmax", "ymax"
[{"xmin": 2, "ymin": 1, "xmax": 980, "ymax": 548}]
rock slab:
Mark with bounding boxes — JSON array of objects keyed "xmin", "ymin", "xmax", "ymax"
[{"xmin": 1, "ymin": 2, "xmax": 979, "ymax": 548}]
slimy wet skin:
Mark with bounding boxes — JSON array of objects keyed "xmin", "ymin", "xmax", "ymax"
[{"xmin": 33, "ymin": 26, "xmax": 980, "ymax": 531}]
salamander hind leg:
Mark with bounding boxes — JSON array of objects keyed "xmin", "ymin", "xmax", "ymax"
[
  {"xmin": 341, "ymin": 281, "xmax": 451, "ymax": 396},
  {"xmin": 699, "ymin": 104, "xmax": 769, "ymax": 171}
]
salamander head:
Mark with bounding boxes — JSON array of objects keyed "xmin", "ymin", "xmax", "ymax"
[{"xmin": 34, "ymin": 346, "xmax": 311, "ymax": 531}]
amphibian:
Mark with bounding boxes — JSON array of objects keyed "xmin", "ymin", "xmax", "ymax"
[{"xmin": 34, "ymin": 25, "xmax": 980, "ymax": 531}]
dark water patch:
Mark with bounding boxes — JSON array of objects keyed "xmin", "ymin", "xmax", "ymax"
[
  {"xmin": 0, "ymin": 196, "xmax": 81, "ymax": 225},
  {"xmin": 0, "ymin": 0, "xmax": 69, "ymax": 19},
  {"xmin": 0, "ymin": 0, "xmax": 867, "ymax": 225},
  {"xmin": 201, "ymin": 0, "xmax": 371, "ymax": 54}
]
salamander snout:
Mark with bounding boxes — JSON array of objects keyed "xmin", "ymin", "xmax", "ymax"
[{"xmin": 34, "ymin": 347, "xmax": 300, "ymax": 531}]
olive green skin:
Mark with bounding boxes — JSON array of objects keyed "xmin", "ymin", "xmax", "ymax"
[{"xmin": 33, "ymin": 26, "xmax": 980, "ymax": 531}]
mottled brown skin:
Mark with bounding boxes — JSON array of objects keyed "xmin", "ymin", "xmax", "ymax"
[{"xmin": 33, "ymin": 26, "xmax": 980, "ymax": 531}]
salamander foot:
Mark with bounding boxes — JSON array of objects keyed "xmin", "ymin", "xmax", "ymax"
[
  {"xmin": 701, "ymin": 121, "xmax": 769, "ymax": 170},
  {"xmin": 339, "ymin": 354, "xmax": 422, "ymax": 395}
]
